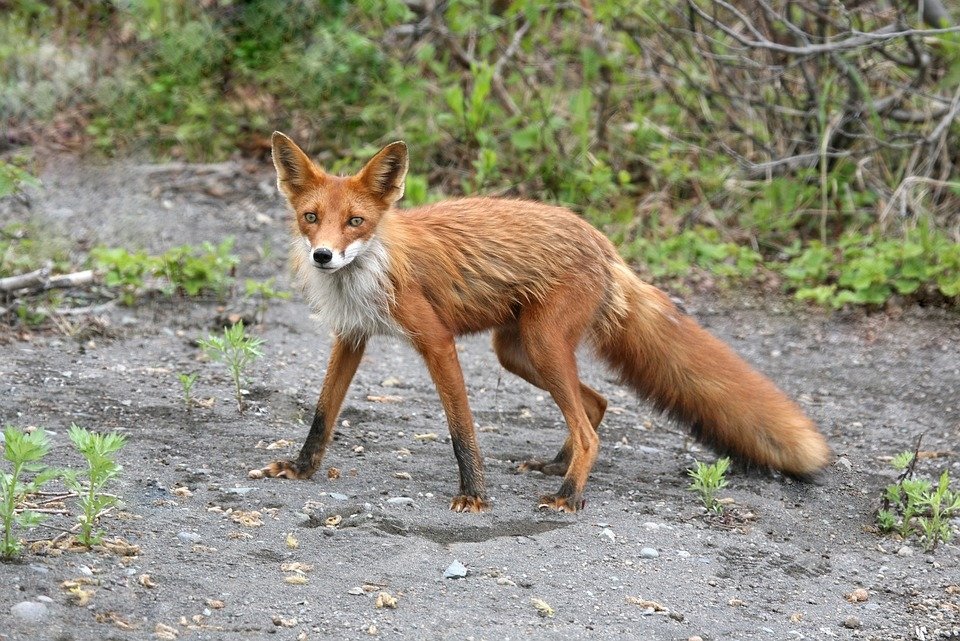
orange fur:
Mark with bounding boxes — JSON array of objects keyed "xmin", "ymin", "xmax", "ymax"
[{"xmin": 257, "ymin": 133, "xmax": 831, "ymax": 512}]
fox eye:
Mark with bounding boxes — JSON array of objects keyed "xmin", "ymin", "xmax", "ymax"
[
  {"xmin": 348, "ymin": 216, "xmax": 364, "ymax": 227},
  {"xmin": 304, "ymin": 212, "xmax": 317, "ymax": 223}
]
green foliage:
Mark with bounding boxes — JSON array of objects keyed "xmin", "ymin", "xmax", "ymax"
[
  {"xmin": 0, "ymin": 222, "xmax": 71, "ymax": 278},
  {"xmin": 90, "ymin": 247, "xmax": 159, "ymax": 305},
  {"xmin": 199, "ymin": 321, "xmax": 264, "ymax": 413},
  {"xmin": 157, "ymin": 239, "xmax": 237, "ymax": 297},
  {"xmin": 243, "ymin": 277, "xmax": 290, "ymax": 323},
  {"xmin": 178, "ymin": 372, "xmax": 198, "ymax": 412},
  {"xmin": 687, "ymin": 457, "xmax": 730, "ymax": 514},
  {"xmin": 90, "ymin": 239, "xmax": 238, "ymax": 304},
  {"xmin": 623, "ymin": 227, "xmax": 762, "ymax": 282},
  {"xmin": 0, "ymin": 159, "xmax": 40, "ymax": 198},
  {"xmin": 878, "ymin": 452, "xmax": 960, "ymax": 552},
  {"xmin": 63, "ymin": 425, "xmax": 126, "ymax": 547},
  {"xmin": 0, "ymin": 426, "xmax": 56, "ymax": 559},
  {"xmin": 782, "ymin": 226, "xmax": 960, "ymax": 308}
]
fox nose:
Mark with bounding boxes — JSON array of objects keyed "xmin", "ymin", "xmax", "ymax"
[{"xmin": 313, "ymin": 248, "xmax": 333, "ymax": 265}]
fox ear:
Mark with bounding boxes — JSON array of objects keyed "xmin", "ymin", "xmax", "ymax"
[
  {"xmin": 356, "ymin": 141, "xmax": 408, "ymax": 205},
  {"xmin": 271, "ymin": 131, "xmax": 321, "ymax": 197}
]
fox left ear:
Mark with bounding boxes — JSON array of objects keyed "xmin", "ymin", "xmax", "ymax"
[{"xmin": 356, "ymin": 141, "xmax": 408, "ymax": 205}]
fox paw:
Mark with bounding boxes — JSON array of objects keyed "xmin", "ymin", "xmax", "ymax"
[
  {"xmin": 250, "ymin": 460, "xmax": 316, "ymax": 480},
  {"xmin": 537, "ymin": 494, "xmax": 585, "ymax": 513},
  {"xmin": 450, "ymin": 494, "xmax": 490, "ymax": 513},
  {"xmin": 518, "ymin": 459, "xmax": 569, "ymax": 477}
]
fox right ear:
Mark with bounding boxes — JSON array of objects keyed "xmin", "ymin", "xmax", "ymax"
[{"xmin": 271, "ymin": 132, "xmax": 321, "ymax": 197}]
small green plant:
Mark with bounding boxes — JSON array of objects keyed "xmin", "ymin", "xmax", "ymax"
[
  {"xmin": 688, "ymin": 457, "xmax": 731, "ymax": 514},
  {"xmin": 90, "ymin": 247, "xmax": 159, "ymax": 305},
  {"xmin": 782, "ymin": 225, "xmax": 960, "ymax": 308},
  {"xmin": 877, "ymin": 449, "xmax": 960, "ymax": 552},
  {"xmin": 1, "ymin": 426, "xmax": 56, "ymax": 559},
  {"xmin": 178, "ymin": 372, "xmax": 198, "ymax": 411},
  {"xmin": 64, "ymin": 425, "xmax": 126, "ymax": 548},
  {"xmin": 243, "ymin": 277, "xmax": 290, "ymax": 323},
  {"xmin": 198, "ymin": 321, "xmax": 265, "ymax": 413},
  {"xmin": 158, "ymin": 239, "xmax": 237, "ymax": 297},
  {"xmin": 0, "ymin": 159, "xmax": 40, "ymax": 199}
]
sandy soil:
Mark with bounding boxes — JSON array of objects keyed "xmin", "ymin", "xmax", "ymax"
[{"xmin": 0, "ymin": 159, "xmax": 958, "ymax": 641}]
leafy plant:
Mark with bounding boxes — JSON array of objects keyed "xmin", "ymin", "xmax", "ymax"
[
  {"xmin": 688, "ymin": 457, "xmax": 731, "ymax": 514},
  {"xmin": 198, "ymin": 321, "xmax": 265, "ymax": 413},
  {"xmin": 178, "ymin": 372, "xmax": 198, "ymax": 412},
  {"xmin": 0, "ymin": 159, "xmax": 40, "ymax": 199},
  {"xmin": 64, "ymin": 425, "xmax": 126, "ymax": 548},
  {"xmin": 157, "ymin": 239, "xmax": 237, "ymax": 297},
  {"xmin": 877, "ymin": 450, "xmax": 960, "ymax": 552},
  {"xmin": 90, "ymin": 247, "xmax": 159, "ymax": 305},
  {"xmin": 243, "ymin": 277, "xmax": 290, "ymax": 323},
  {"xmin": 1, "ymin": 426, "xmax": 56, "ymax": 559},
  {"xmin": 782, "ymin": 225, "xmax": 960, "ymax": 308}
]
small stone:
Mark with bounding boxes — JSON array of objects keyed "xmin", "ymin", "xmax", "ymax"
[
  {"xmin": 688, "ymin": 637, "xmax": 703, "ymax": 641},
  {"xmin": 640, "ymin": 547, "xmax": 659, "ymax": 559},
  {"xmin": 897, "ymin": 545, "xmax": 913, "ymax": 557},
  {"xmin": 386, "ymin": 496, "xmax": 415, "ymax": 506},
  {"xmin": 443, "ymin": 560, "xmax": 468, "ymax": 579},
  {"xmin": 347, "ymin": 587, "xmax": 365, "ymax": 595},
  {"xmin": 10, "ymin": 601, "xmax": 48, "ymax": 623},
  {"xmin": 35, "ymin": 596, "xmax": 53, "ymax": 604},
  {"xmin": 394, "ymin": 472, "xmax": 412, "ymax": 480},
  {"xmin": 328, "ymin": 492, "xmax": 349, "ymax": 501},
  {"xmin": 223, "ymin": 487, "xmax": 257, "ymax": 495},
  {"xmin": 599, "ymin": 528, "xmax": 615, "ymax": 542},
  {"xmin": 247, "ymin": 469, "xmax": 265, "ymax": 479},
  {"xmin": 843, "ymin": 616, "xmax": 862, "ymax": 629},
  {"xmin": 845, "ymin": 587, "xmax": 869, "ymax": 603},
  {"xmin": 177, "ymin": 531, "xmax": 202, "ymax": 543}
]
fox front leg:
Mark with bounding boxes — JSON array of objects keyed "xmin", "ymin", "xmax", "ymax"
[{"xmin": 254, "ymin": 336, "xmax": 365, "ymax": 480}]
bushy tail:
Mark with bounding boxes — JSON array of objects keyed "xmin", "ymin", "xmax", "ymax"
[{"xmin": 593, "ymin": 264, "xmax": 830, "ymax": 476}]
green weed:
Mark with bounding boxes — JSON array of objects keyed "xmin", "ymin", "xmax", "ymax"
[
  {"xmin": 0, "ymin": 426, "xmax": 56, "ymax": 559},
  {"xmin": 877, "ymin": 450, "xmax": 960, "ymax": 552},
  {"xmin": 199, "ymin": 321, "xmax": 265, "ymax": 414},
  {"xmin": 243, "ymin": 277, "xmax": 290, "ymax": 323},
  {"xmin": 782, "ymin": 226, "xmax": 960, "ymax": 308},
  {"xmin": 178, "ymin": 372, "xmax": 198, "ymax": 412},
  {"xmin": 688, "ymin": 457, "xmax": 731, "ymax": 514},
  {"xmin": 63, "ymin": 425, "xmax": 126, "ymax": 548}
]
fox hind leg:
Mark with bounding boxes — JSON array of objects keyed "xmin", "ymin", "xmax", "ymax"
[{"xmin": 492, "ymin": 324, "xmax": 607, "ymax": 477}]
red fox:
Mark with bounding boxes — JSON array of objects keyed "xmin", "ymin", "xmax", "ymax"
[{"xmin": 253, "ymin": 132, "xmax": 831, "ymax": 513}]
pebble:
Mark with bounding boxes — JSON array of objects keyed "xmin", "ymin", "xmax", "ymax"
[
  {"xmin": 897, "ymin": 545, "xmax": 913, "ymax": 556},
  {"xmin": 443, "ymin": 560, "xmax": 468, "ymax": 579},
  {"xmin": 10, "ymin": 601, "xmax": 47, "ymax": 623},
  {"xmin": 599, "ymin": 528, "xmax": 615, "ymax": 542},
  {"xmin": 347, "ymin": 587, "xmax": 365, "ymax": 596},
  {"xmin": 843, "ymin": 616, "xmax": 862, "ymax": 629},
  {"xmin": 177, "ymin": 531, "xmax": 202, "ymax": 543},
  {"xmin": 79, "ymin": 565, "xmax": 93, "ymax": 577},
  {"xmin": 223, "ymin": 487, "xmax": 257, "ymax": 495},
  {"xmin": 328, "ymin": 492, "xmax": 349, "ymax": 501},
  {"xmin": 640, "ymin": 547, "xmax": 659, "ymax": 559},
  {"xmin": 688, "ymin": 636, "xmax": 704, "ymax": 641},
  {"xmin": 35, "ymin": 596, "xmax": 53, "ymax": 604},
  {"xmin": 386, "ymin": 496, "xmax": 415, "ymax": 506}
]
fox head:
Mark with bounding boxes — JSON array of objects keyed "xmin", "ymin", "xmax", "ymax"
[{"xmin": 271, "ymin": 132, "xmax": 408, "ymax": 272}]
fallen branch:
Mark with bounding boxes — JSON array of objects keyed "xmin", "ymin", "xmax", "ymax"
[{"xmin": 0, "ymin": 268, "xmax": 96, "ymax": 294}]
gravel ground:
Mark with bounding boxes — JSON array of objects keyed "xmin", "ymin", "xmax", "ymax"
[{"xmin": 0, "ymin": 159, "xmax": 957, "ymax": 641}]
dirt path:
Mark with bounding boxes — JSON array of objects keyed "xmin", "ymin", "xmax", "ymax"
[{"xmin": 1, "ymin": 159, "xmax": 958, "ymax": 641}]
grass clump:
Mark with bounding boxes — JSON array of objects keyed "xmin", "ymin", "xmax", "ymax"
[
  {"xmin": 876, "ymin": 450, "xmax": 960, "ymax": 553},
  {"xmin": 199, "ymin": 321, "xmax": 264, "ymax": 413},
  {"xmin": 688, "ymin": 457, "xmax": 731, "ymax": 515},
  {"xmin": 64, "ymin": 425, "xmax": 126, "ymax": 548},
  {"xmin": 0, "ymin": 426, "xmax": 56, "ymax": 559}
]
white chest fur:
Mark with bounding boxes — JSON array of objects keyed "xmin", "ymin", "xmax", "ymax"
[{"xmin": 295, "ymin": 237, "xmax": 405, "ymax": 340}]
